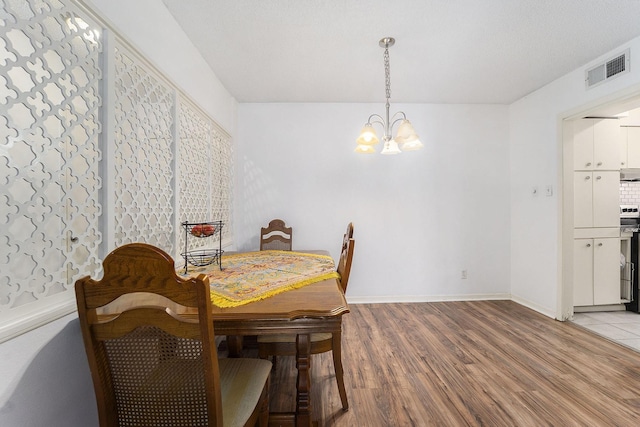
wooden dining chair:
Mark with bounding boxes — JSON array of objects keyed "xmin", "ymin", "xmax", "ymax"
[
  {"xmin": 260, "ymin": 219, "xmax": 292, "ymax": 251},
  {"xmin": 338, "ymin": 222, "xmax": 354, "ymax": 292},
  {"xmin": 75, "ymin": 243, "xmax": 272, "ymax": 427},
  {"xmin": 257, "ymin": 234, "xmax": 355, "ymax": 411}
]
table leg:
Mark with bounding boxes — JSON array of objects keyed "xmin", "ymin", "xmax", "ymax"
[
  {"xmin": 226, "ymin": 335, "xmax": 243, "ymax": 357},
  {"xmin": 295, "ymin": 333, "xmax": 312, "ymax": 427}
]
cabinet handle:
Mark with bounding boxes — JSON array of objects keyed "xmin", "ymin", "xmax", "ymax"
[
  {"xmin": 596, "ymin": 175, "xmax": 601, "ymax": 180},
  {"xmin": 585, "ymin": 175, "xmax": 591, "ymax": 180},
  {"xmin": 598, "ymin": 243, "xmax": 603, "ymax": 247},
  {"xmin": 586, "ymin": 162, "xmax": 592, "ymax": 167},
  {"xmin": 586, "ymin": 243, "xmax": 591, "ymax": 247},
  {"xmin": 597, "ymin": 162, "xmax": 602, "ymax": 166}
]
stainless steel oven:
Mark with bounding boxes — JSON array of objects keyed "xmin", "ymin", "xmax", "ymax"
[{"xmin": 621, "ymin": 205, "xmax": 640, "ymax": 312}]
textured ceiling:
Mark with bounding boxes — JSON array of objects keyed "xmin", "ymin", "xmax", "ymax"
[{"xmin": 161, "ymin": 0, "xmax": 640, "ymax": 104}]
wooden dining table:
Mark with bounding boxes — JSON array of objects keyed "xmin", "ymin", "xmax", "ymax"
[
  {"xmin": 204, "ymin": 252, "xmax": 350, "ymax": 427},
  {"xmin": 92, "ymin": 247, "xmax": 347, "ymax": 427},
  {"xmin": 212, "ymin": 277, "xmax": 347, "ymax": 426}
]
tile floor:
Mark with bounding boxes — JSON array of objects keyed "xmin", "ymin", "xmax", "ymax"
[{"xmin": 572, "ymin": 310, "xmax": 640, "ymax": 352}]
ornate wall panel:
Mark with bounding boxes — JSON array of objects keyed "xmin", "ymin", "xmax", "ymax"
[
  {"xmin": 0, "ymin": 0, "xmax": 233, "ymax": 341},
  {"xmin": 178, "ymin": 99, "xmax": 211, "ymax": 254},
  {"xmin": 0, "ymin": 0, "xmax": 102, "ymax": 322},
  {"xmin": 177, "ymin": 99, "xmax": 233, "ymax": 256},
  {"xmin": 210, "ymin": 126, "xmax": 233, "ymax": 243},
  {"xmin": 113, "ymin": 43, "xmax": 175, "ymax": 252}
]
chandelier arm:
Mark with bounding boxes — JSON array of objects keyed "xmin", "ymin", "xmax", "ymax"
[
  {"xmin": 389, "ymin": 112, "xmax": 407, "ymax": 134},
  {"xmin": 391, "ymin": 111, "xmax": 407, "ymax": 122},
  {"xmin": 368, "ymin": 114, "xmax": 392, "ymax": 141},
  {"xmin": 367, "ymin": 114, "xmax": 386, "ymax": 127}
]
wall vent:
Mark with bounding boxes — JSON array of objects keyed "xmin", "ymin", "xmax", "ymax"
[{"xmin": 586, "ymin": 49, "xmax": 630, "ymax": 89}]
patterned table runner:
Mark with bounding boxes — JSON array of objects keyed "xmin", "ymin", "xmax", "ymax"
[{"xmin": 179, "ymin": 250, "xmax": 338, "ymax": 308}]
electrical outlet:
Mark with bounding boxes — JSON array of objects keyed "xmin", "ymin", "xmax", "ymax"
[{"xmin": 461, "ymin": 270, "xmax": 467, "ymax": 279}]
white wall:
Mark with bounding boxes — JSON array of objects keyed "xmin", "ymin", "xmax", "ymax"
[
  {"xmin": 509, "ymin": 36, "xmax": 640, "ymax": 317},
  {"xmin": 0, "ymin": 314, "xmax": 96, "ymax": 426},
  {"xmin": 235, "ymin": 103, "xmax": 511, "ymax": 301}
]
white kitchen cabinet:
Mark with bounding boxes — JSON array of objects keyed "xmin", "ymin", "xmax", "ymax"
[
  {"xmin": 573, "ymin": 170, "xmax": 620, "ymax": 228},
  {"xmin": 573, "ymin": 119, "xmax": 620, "ymax": 171},
  {"xmin": 573, "ymin": 238, "xmax": 594, "ymax": 306},
  {"xmin": 573, "ymin": 237, "xmax": 621, "ymax": 307},
  {"xmin": 620, "ymin": 127, "xmax": 628, "ymax": 168},
  {"xmin": 574, "ymin": 172, "xmax": 593, "ymax": 228},
  {"xmin": 593, "ymin": 238, "xmax": 623, "ymax": 305},
  {"xmin": 572, "ymin": 118, "xmax": 622, "ymax": 308},
  {"xmin": 625, "ymin": 127, "xmax": 640, "ymax": 168}
]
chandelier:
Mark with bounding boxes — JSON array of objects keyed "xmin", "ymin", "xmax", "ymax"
[{"xmin": 355, "ymin": 37, "xmax": 423, "ymax": 155}]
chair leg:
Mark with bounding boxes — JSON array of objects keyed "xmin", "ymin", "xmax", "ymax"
[
  {"xmin": 227, "ymin": 335, "xmax": 244, "ymax": 358},
  {"xmin": 257, "ymin": 379, "xmax": 270, "ymax": 427},
  {"xmin": 258, "ymin": 346, "xmax": 277, "ymax": 371},
  {"xmin": 331, "ymin": 333, "xmax": 349, "ymax": 411}
]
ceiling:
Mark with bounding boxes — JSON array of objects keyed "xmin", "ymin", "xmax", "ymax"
[{"xmin": 161, "ymin": 0, "xmax": 640, "ymax": 105}]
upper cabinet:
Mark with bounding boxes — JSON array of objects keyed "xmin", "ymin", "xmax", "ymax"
[
  {"xmin": 622, "ymin": 126, "xmax": 640, "ymax": 169},
  {"xmin": 574, "ymin": 170, "xmax": 620, "ymax": 228},
  {"xmin": 620, "ymin": 126, "xmax": 628, "ymax": 168},
  {"xmin": 573, "ymin": 119, "xmax": 620, "ymax": 171}
]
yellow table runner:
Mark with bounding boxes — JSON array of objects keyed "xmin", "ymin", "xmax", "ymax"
[{"xmin": 179, "ymin": 250, "xmax": 339, "ymax": 308}]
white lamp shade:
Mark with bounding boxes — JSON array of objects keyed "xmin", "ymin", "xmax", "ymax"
[
  {"xmin": 380, "ymin": 139, "xmax": 401, "ymax": 155},
  {"xmin": 354, "ymin": 144, "xmax": 376, "ymax": 154},
  {"xmin": 401, "ymin": 138, "xmax": 424, "ymax": 151},
  {"xmin": 394, "ymin": 120, "xmax": 420, "ymax": 144},
  {"xmin": 356, "ymin": 124, "xmax": 379, "ymax": 146}
]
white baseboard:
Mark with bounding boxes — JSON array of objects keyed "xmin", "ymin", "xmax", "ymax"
[
  {"xmin": 574, "ymin": 304, "xmax": 627, "ymax": 313},
  {"xmin": 346, "ymin": 293, "xmax": 511, "ymax": 305},
  {"xmin": 508, "ymin": 294, "xmax": 556, "ymax": 319},
  {"xmin": 345, "ymin": 293, "xmax": 562, "ymax": 320}
]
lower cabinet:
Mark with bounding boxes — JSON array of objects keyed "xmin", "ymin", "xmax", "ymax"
[{"xmin": 573, "ymin": 237, "xmax": 621, "ymax": 306}]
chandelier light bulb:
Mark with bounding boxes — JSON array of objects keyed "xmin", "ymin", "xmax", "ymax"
[{"xmin": 356, "ymin": 124, "xmax": 380, "ymax": 146}]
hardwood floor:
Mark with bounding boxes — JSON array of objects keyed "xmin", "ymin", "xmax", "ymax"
[{"xmin": 254, "ymin": 301, "xmax": 640, "ymax": 426}]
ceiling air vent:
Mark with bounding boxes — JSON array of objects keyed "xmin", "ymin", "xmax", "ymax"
[{"xmin": 586, "ymin": 49, "xmax": 630, "ymax": 89}]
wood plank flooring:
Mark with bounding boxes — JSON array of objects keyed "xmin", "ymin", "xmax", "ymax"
[{"xmin": 251, "ymin": 301, "xmax": 640, "ymax": 426}]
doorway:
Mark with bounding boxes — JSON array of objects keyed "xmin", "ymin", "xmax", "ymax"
[{"xmin": 560, "ymin": 88, "xmax": 640, "ymax": 321}]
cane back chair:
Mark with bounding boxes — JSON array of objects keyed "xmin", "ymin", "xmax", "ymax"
[{"xmin": 75, "ymin": 243, "xmax": 272, "ymax": 427}]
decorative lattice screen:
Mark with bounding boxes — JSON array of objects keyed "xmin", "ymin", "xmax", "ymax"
[
  {"xmin": 0, "ymin": 0, "xmax": 234, "ymax": 341},
  {"xmin": 113, "ymin": 43, "xmax": 175, "ymax": 252},
  {"xmin": 178, "ymin": 99, "xmax": 211, "ymax": 234},
  {"xmin": 177, "ymin": 98, "xmax": 232, "ymax": 259},
  {"xmin": 210, "ymin": 127, "xmax": 233, "ymax": 242},
  {"xmin": 0, "ymin": 0, "xmax": 102, "ymax": 323}
]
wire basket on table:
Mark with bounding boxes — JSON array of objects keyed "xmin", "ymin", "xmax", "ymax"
[{"xmin": 182, "ymin": 248, "xmax": 223, "ymax": 267}]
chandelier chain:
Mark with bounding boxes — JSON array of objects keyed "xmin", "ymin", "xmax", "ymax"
[{"xmin": 384, "ymin": 46, "xmax": 391, "ymax": 102}]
